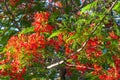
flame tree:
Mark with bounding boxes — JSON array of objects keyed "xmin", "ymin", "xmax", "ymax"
[{"xmin": 0, "ymin": 0, "xmax": 120, "ymax": 80}]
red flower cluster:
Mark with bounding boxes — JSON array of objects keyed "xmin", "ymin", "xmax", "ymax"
[
  {"xmin": 0, "ymin": 35, "xmax": 27, "ymax": 79},
  {"xmin": 99, "ymin": 56, "xmax": 120, "ymax": 80},
  {"xmin": 32, "ymin": 12, "xmax": 53, "ymax": 33},
  {"xmin": 92, "ymin": 64, "xmax": 102, "ymax": 75},
  {"xmin": 76, "ymin": 64, "xmax": 87, "ymax": 73},
  {"xmin": 0, "ymin": 11, "xmax": 120, "ymax": 80},
  {"xmin": 86, "ymin": 37, "xmax": 102, "ymax": 58},
  {"xmin": 109, "ymin": 31, "xmax": 119, "ymax": 40},
  {"xmin": 0, "ymin": 12, "xmax": 54, "ymax": 79}
]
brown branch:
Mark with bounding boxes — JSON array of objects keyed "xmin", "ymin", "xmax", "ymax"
[
  {"xmin": 71, "ymin": 0, "xmax": 87, "ymax": 13},
  {"xmin": 66, "ymin": 63, "xmax": 94, "ymax": 70},
  {"xmin": 46, "ymin": 0, "xmax": 118, "ymax": 69},
  {"xmin": 4, "ymin": 0, "xmax": 21, "ymax": 31},
  {"xmin": 71, "ymin": 0, "xmax": 78, "ymax": 9},
  {"xmin": 46, "ymin": 60, "xmax": 64, "ymax": 69},
  {"xmin": 70, "ymin": 0, "xmax": 118, "ymax": 56}
]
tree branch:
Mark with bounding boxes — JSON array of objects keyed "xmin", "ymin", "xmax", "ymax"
[
  {"xmin": 46, "ymin": 60, "xmax": 64, "ymax": 69},
  {"xmin": 45, "ymin": 0, "xmax": 118, "ymax": 69},
  {"xmin": 71, "ymin": 0, "xmax": 87, "ymax": 13},
  {"xmin": 66, "ymin": 63, "xmax": 94, "ymax": 70},
  {"xmin": 70, "ymin": 0, "xmax": 118, "ymax": 56},
  {"xmin": 4, "ymin": 0, "xmax": 21, "ymax": 31}
]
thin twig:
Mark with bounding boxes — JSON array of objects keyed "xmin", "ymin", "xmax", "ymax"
[
  {"xmin": 71, "ymin": 0, "xmax": 118, "ymax": 56},
  {"xmin": 45, "ymin": 0, "xmax": 118, "ymax": 69},
  {"xmin": 71, "ymin": 0, "xmax": 87, "ymax": 13},
  {"xmin": 46, "ymin": 60, "xmax": 64, "ymax": 69},
  {"xmin": 4, "ymin": 0, "xmax": 21, "ymax": 31},
  {"xmin": 77, "ymin": 0, "xmax": 118, "ymax": 51},
  {"xmin": 71, "ymin": 0, "xmax": 78, "ymax": 9},
  {"xmin": 66, "ymin": 63, "xmax": 94, "ymax": 70}
]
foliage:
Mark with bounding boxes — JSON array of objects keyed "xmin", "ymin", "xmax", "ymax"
[{"xmin": 0, "ymin": 0, "xmax": 120, "ymax": 80}]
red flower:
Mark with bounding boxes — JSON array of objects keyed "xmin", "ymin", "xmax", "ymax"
[
  {"xmin": 33, "ymin": 22, "xmax": 42, "ymax": 32},
  {"xmin": 87, "ymin": 38, "xmax": 98, "ymax": 47},
  {"xmin": 22, "ymin": 67, "xmax": 26, "ymax": 74},
  {"xmin": 0, "ymin": 70, "xmax": 8, "ymax": 76},
  {"xmin": 86, "ymin": 47, "xmax": 96, "ymax": 54},
  {"xmin": 76, "ymin": 64, "xmax": 87, "ymax": 72},
  {"xmin": 70, "ymin": 54, "xmax": 78, "ymax": 60},
  {"xmin": 95, "ymin": 50, "xmax": 102, "ymax": 57},
  {"xmin": 66, "ymin": 70, "xmax": 72, "ymax": 76},
  {"xmin": 58, "ymin": 34, "xmax": 64, "ymax": 46},
  {"xmin": 99, "ymin": 74, "xmax": 107, "ymax": 80},
  {"xmin": 65, "ymin": 45, "xmax": 72, "ymax": 55},
  {"xmin": 109, "ymin": 31, "xmax": 118, "ymax": 39},
  {"xmin": 94, "ymin": 64, "xmax": 102, "ymax": 72},
  {"xmin": 33, "ymin": 12, "xmax": 50, "ymax": 24},
  {"xmin": 32, "ymin": 12, "xmax": 53, "ymax": 33},
  {"xmin": 41, "ymin": 24, "xmax": 53, "ymax": 33},
  {"xmin": 106, "ymin": 41, "xmax": 111, "ymax": 45},
  {"xmin": 0, "ymin": 60, "xmax": 5, "ymax": 65},
  {"xmin": 37, "ymin": 35, "xmax": 46, "ymax": 48}
]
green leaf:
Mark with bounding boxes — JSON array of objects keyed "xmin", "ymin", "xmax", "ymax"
[
  {"xmin": 84, "ymin": 72, "xmax": 99, "ymax": 80},
  {"xmin": 66, "ymin": 33, "xmax": 78, "ymax": 42},
  {"xmin": 113, "ymin": 1, "xmax": 120, "ymax": 13},
  {"xmin": 0, "ymin": 48, "xmax": 6, "ymax": 54},
  {"xmin": 0, "ymin": 76, "xmax": 10, "ymax": 80},
  {"xmin": 0, "ymin": 64, "xmax": 9, "ymax": 70},
  {"xmin": 48, "ymin": 30, "xmax": 62, "ymax": 39},
  {"xmin": 116, "ymin": 27, "xmax": 120, "ymax": 36},
  {"xmin": 81, "ymin": 1, "xmax": 97, "ymax": 13},
  {"xmin": 0, "ymin": 30, "xmax": 3, "ymax": 34},
  {"xmin": 20, "ymin": 26, "xmax": 34, "ymax": 34},
  {"xmin": 49, "ymin": 12, "xmax": 60, "ymax": 23},
  {"xmin": 67, "ymin": 59, "xmax": 73, "ymax": 63},
  {"xmin": 0, "ymin": 65, "xmax": 3, "ymax": 69},
  {"xmin": 65, "ymin": 6, "xmax": 72, "ymax": 14},
  {"xmin": 112, "ymin": 40, "xmax": 118, "ymax": 47}
]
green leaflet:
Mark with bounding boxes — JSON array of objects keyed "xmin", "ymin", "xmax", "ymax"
[
  {"xmin": 0, "ymin": 64, "xmax": 9, "ymax": 70},
  {"xmin": 48, "ymin": 30, "xmax": 62, "ymax": 39},
  {"xmin": 113, "ymin": 1, "xmax": 120, "ymax": 13},
  {"xmin": 0, "ymin": 48, "xmax": 6, "ymax": 54},
  {"xmin": 0, "ymin": 76, "xmax": 10, "ymax": 80},
  {"xmin": 114, "ymin": 25, "xmax": 120, "ymax": 36},
  {"xmin": 84, "ymin": 72, "xmax": 99, "ymax": 80},
  {"xmin": 116, "ymin": 29, "xmax": 120, "ymax": 36},
  {"xmin": 81, "ymin": 1, "xmax": 97, "ymax": 13},
  {"xmin": 20, "ymin": 26, "xmax": 34, "ymax": 34},
  {"xmin": 0, "ymin": 30, "xmax": 3, "ymax": 34},
  {"xmin": 0, "ymin": 65, "xmax": 2, "ymax": 70}
]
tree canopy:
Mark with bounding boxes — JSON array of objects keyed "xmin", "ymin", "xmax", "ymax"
[{"xmin": 0, "ymin": 0, "xmax": 120, "ymax": 80}]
